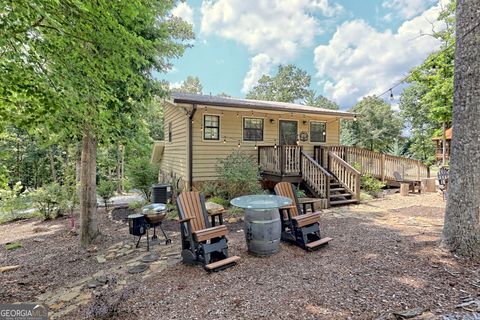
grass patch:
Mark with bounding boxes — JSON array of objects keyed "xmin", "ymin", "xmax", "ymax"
[
  {"xmin": 207, "ymin": 196, "xmax": 230, "ymax": 208},
  {"xmin": 5, "ymin": 242, "xmax": 22, "ymax": 250}
]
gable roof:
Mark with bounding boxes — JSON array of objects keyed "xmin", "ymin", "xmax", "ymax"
[{"xmin": 170, "ymin": 93, "xmax": 356, "ymax": 118}]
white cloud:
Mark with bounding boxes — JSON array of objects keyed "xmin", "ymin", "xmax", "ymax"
[
  {"xmin": 200, "ymin": 0, "xmax": 344, "ymax": 93},
  {"xmin": 242, "ymin": 54, "xmax": 274, "ymax": 93},
  {"xmin": 382, "ymin": 0, "xmax": 435, "ymax": 19},
  {"xmin": 172, "ymin": 2, "xmax": 194, "ymax": 26},
  {"xmin": 314, "ymin": 1, "xmax": 446, "ymax": 107},
  {"xmin": 169, "ymin": 81, "xmax": 182, "ymax": 90}
]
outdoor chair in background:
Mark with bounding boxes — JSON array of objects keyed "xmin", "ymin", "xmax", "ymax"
[
  {"xmin": 438, "ymin": 167, "xmax": 449, "ymax": 201},
  {"xmin": 274, "ymin": 182, "xmax": 332, "ymax": 251},
  {"xmin": 393, "ymin": 171, "xmax": 422, "ymax": 194},
  {"xmin": 176, "ymin": 192, "xmax": 240, "ymax": 272}
]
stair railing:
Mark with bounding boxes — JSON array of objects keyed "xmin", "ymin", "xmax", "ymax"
[
  {"xmin": 328, "ymin": 151, "xmax": 361, "ymax": 202},
  {"xmin": 301, "ymin": 151, "xmax": 331, "ymax": 204}
]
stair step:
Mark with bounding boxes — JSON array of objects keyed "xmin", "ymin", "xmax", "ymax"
[
  {"xmin": 330, "ymin": 193, "xmax": 352, "ymax": 198},
  {"xmin": 329, "ymin": 199, "xmax": 359, "ymax": 206},
  {"xmin": 205, "ymin": 256, "xmax": 240, "ymax": 271},
  {"xmin": 330, "ymin": 187, "xmax": 346, "ymax": 192},
  {"xmin": 329, "ymin": 183, "xmax": 342, "ymax": 187}
]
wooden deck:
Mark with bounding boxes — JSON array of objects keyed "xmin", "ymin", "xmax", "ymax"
[{"xmin": 258, "ymin": 145, "xmax": 430, "ymax": 207}]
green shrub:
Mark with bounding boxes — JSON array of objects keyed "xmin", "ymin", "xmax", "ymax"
[
  {"xmin": 0, "ymin": 181, "xmax": 29, "ymax": 217},
  {"xmin": 361, "ymin": 174, "xmax": 385, "ymax": 197},
  {"xmin": 200, "ymin": 181, "xmax": 227, "ymax": 198},
  {"xmin": 128, "ymin": 200, "xmax": 148, "ymax": 210},
  {"xmin": 97, "ymin": 180, "xmax": 116, "ymax": 211},
  {"xmin": 31, "ymin": 183, "xmax": 63, "ymax": 220},
  {"xmin": 208, "ymin": 196, "xmax": 230, "ymax": 208},
  {"xmin": 126, "ymin": 158, "xmax": 159, "ymax": 201},
  {"xmin": 294, "ymin": 186, "xmax": 306, "ymax": 198},
  {"xmin": 216, "ymin": 150, "xmax": 262, "ymax": 199}
]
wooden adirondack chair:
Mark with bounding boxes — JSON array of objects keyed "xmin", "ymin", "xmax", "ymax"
[
  {"xmin": 393, "ymin": 171, "xmax": 421, "ymax": 194},
  {"xmin": 274, "ymin": 182, "xmax": 332, "ymax": 250},
  {"xmin": 176, "ymin": 192, "xmax": 240, "ymax": 271},
  {"xmin": 438, "ymin": 167, "xmax": 449, "ymax": 200}
]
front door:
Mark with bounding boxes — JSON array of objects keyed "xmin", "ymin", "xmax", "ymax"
[{"xmin": 279, "ymin": 120, "xmax": 298, "ymax": 145}]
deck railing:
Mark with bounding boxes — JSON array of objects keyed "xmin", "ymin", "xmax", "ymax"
[
  {"xmin": 301, "ymin": 151, "xmax": 331, "ymax": 201},
  {"xmin": 258, "ymin": 145, "xmax": 302, "ymax": 176},
  {"xmin": 315, "ymin": 146, "xmax": 429, "ymax": 181},
  {"xmin": 328, "ymin": 151, "xmax": 361, "ymax": 201}
]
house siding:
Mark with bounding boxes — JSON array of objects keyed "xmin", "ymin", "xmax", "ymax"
[
  {"xmin": 191, "ymin": 107, "xmax": 341, "ymax": 182},
  {"xmin": 159, "ymin": 103, "xmax": 188, "ymax": 187}
]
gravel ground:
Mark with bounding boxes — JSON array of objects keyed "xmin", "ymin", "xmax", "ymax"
[{"xmin": 1, "ymin": 193, "xmax": 479, "ymax": 319}]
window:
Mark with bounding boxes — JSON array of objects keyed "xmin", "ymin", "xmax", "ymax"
[
  {"xmin": 243, "ymin": 118, "xmax": 264, "ymax": 141},
  {"xmin": 168, "ymin": 122, "xmax": 172, "ymax": 142},
  {"xmin": 203, "ymin": 115, "xmax": 220, "ymax": 140},
  {"xmin": 310, "ymin": 121, "xmax": 326, "ymax": 143}
]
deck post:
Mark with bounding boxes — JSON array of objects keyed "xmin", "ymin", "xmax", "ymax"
[{"xmin": 280, "ymin": 146, "xmax": 284, "ymax": 176}]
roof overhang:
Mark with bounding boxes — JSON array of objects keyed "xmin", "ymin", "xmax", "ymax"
[{"xmin": 169, "ymin": 93, "xmax": 357, "ymax": 119}]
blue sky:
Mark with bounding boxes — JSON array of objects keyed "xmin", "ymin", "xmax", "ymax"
[{"xmin": 162, "ymin": 0, "xmax": 445, "ymax": 109}]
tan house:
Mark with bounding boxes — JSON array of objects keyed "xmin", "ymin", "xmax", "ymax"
[{"xmin": 151, "ymin": 93, "xmax": 429, "ymax": 206}]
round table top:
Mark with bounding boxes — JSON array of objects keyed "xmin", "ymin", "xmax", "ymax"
[{"xmin": 230, "ymin": 195, "xmax": 292, "ymax": 210}]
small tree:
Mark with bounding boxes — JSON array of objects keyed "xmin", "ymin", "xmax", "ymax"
[
  {"xmin": 216, "ymin": 151, "xmax": 262, "ymax": 199},
  {"xmin": 127, "ymin": 158, "xmax": 159, "ymax": 201},
  {"xmin": 97, "ymin": 180, "xmax": 116, "ymax": 212}
]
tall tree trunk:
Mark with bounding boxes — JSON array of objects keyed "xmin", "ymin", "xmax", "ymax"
[
  {"xmin": 48, "ymin": 146, "xmax": 58, "ymax": 183},
  {"xmin": 441, "ymin": 121, "xmax": 447, "ymax": 167},
  {"xmin": 443, "ymin": 0, "xmax": 480, "ymax": 259},
  {"xmin": 80, "ymin": 129, "xmax": 99, "ymax": 246}
]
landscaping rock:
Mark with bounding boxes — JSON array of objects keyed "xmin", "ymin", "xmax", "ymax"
[
  {"xmin": 128, "ymin": 263, "xmax": 148, "ymax": 274},
  {"xmin": 0, "ymin": 265, "xmax": 21, "ymax": 273},
  {"xmin": 205, "ymin": 202, "xmax": 224, "ymax": 214},
  {"xmin": 392, "ymin": 307, "xmax": 425, "ymax": 319},
  {"xmin": 96, "ymin": 256, "xmax": 106, "ymax": 264},
  {"xmin": 142, "ymin": 253, "xmax": 160, "ymax": 263},
  {"xmin": 33, "ymin": 238, "xmax": 46, "ymax": 242}
]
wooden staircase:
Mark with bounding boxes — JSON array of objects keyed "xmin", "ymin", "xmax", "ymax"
[{"xmin": 328, "ymin": 177, "xmax": 358, "ymax": 206}]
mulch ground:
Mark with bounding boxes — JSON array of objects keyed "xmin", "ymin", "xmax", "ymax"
[{"xmin": 1, "ymin": 193, "xmax": 479, "ymax": 319}]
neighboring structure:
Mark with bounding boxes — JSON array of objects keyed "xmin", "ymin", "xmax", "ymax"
[
  {"xmin": 152, "ymin": 93, "xmax": 429, "ymax": 207},
  {"xmin": 432, "ymin": 127, "xmax": 452, "ymax": 164}
]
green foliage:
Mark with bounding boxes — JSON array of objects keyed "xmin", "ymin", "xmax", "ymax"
[
  {"xmin": 5, "ymin": 242, "xmax": 22, "ymax": 250},
  {"xmin": 0, "ymin": 181, "xmax": 29, "ymax": 217},
  {"xmin": 128, "ymin": 200, "xmax": 149, "ymax": 210},
  {"xmin": 304, "ymin": 90, "xmax": 339, "ymax": 110},
  {"xmin": 341, "ymin": 96, "xmax": 403, "ymax": 152},
  {"xmin": 31, "ymin": 183, "xmax": 64, "ymax": 220},
  {"xmin": 216, "ymin": 150, "xmax": 262, "ymax": 199},
  {"xmin": 200, "ymin": 181, "xmax": 227, "ymax": 198},
  {"xmin": 246, "ymin": 65, "xmax": 311, "ymax": 102},
  {"xmin": 207, "ymin": 197, "xmax": 230, "ymax": 208},
  {"xmin": 126, "ymin": 158, "xmax": 159, "ymax": 201},
  {"xmin": 360, "ymin": 174, "xmax": 385, "ymax": 197},
  {"xmin": 173, "ymin": 76, "xmax": 203, "ymax": 94},
  {"xmin": 294, "ymin": 186, "xmax": 307, "ymax": 198},
  {"xmin": 97, "ymin": 180, "xmax": 116, "ymax": 210}
]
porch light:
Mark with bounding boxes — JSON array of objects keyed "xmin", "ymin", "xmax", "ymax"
[
  {"xmin": 302, "ymin": 120, "xmax": 307, "ymax": 125},
  {"xmin": 353, "ymin": 115, "xmax": 357, "ymax": 122},
  {"xmin": 269, "ymin": 119, "xmax": 275, "ymax": 124},
  {"xmin": 237, "ymin": 140, "xmax": 241, "ymax": 148},
  {"xmin": 236, "ymin": 112, "xmax": 239, "ymax": 118},
  {"xmin": 274, "ymin": 139, "xmax": 277, "ymax": 149},
  {"xmin": 254, "ymin": 142, "xmax": 258, "ymax": 150},
  {"xmin": 223, "ymin": 136, "xmax": 226, "ymax": 143}
]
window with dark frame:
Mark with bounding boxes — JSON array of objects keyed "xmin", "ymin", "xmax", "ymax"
[
  {"xmin": 168, "ymin": 122, "xmax": 172, "ymax": 142},
  {"xmin": 310, "ymin": 121, "xmax": 326, "ymax": 143},
  {"xmin": 243, "ymin": 118, "xmax": 264, "ymax": 141},
  {"xmin": 203, "ymin": 115, "xmax": 220, "ymax": 140}
]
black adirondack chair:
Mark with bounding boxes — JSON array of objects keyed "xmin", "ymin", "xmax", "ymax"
[
  {"xmin": 176, "ymin": 192, "xmax": 240, "ymax": 271},
  {"xmin": 393, "ymin": 171, "xmax": 422, "ymax": 193},
  {"xmin": 274, "ymin": 182, "xmax": 332, "ymax": 251},
  {"xmin": 438, "ymin": 167, "xmax": 449, "ymax": 200}
]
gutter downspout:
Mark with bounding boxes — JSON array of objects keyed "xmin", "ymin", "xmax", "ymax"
[{"xmin": 188, "ymin": 104, "xmax": 197, "ymax": 191}]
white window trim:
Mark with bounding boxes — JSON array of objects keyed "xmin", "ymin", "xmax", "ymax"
[
  {"xmin": 309, "ymin": 120, "xmax": 327, "ymax": 144},
  {"xmin": 202, "ymin": 113, "xmax": 221, "ymax": 142},
  {"xmin": 242, "ymin": 116, "xmax": 265, "ymax": 143}
]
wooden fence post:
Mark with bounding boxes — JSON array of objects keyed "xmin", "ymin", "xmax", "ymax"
[{"xmin": 381, "ymin": 154, "xmax": 386, "ymax": 182}]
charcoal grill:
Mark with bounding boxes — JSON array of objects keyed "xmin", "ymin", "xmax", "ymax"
[
  {"xmin": 128, "ymin": 213, "xmax": 150, "ymax": 250},
  {"xmin": 142, "ymin": 203, "xmax": 172, "ymax": 245}
]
